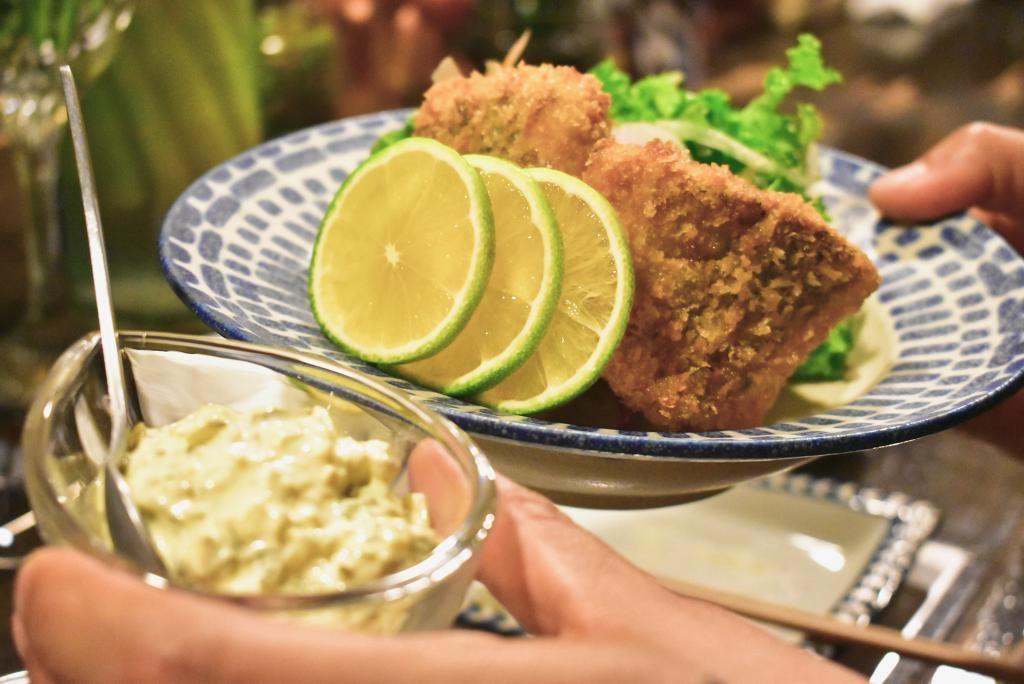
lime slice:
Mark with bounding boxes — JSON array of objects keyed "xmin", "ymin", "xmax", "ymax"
[
  {"xmin": 309, "ymin": 138, "xmax": 494, "ymax": 364},
  {"xmin": 392, "ymin": 155, "xmax": 564, "ymax": 395},
  {"xmin": 474, "ymin": 168, "xmax": 634, "ymax": 414}
]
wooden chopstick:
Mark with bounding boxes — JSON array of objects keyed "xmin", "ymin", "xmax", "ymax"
[{"xmin": 657, "ymin": 575, "xmax": 1024, "ymax": 682}]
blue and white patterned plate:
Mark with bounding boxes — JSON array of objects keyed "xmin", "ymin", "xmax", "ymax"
[{"xmin": 159, "ymin": 109, "xmax": 1024, "ymax": 460}]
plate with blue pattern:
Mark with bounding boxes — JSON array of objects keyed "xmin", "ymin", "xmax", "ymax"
[{"xmin": 159, "ymin": 109, "xmax": 1024, "ymax": 461}]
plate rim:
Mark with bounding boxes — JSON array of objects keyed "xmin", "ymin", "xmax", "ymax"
[{"xmin": 158, "ymin": 109, "xmax": 1024, "ymax": 461}]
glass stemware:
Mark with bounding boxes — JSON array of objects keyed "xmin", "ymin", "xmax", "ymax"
[{"xmin": 0, "ymin": 0, "xmax": 134, "ymax": 408}]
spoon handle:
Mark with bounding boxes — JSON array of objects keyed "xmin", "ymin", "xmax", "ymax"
[
  {"xmin": 60, "ymin": 66, "xmax": 168, "ymax": 576},
  {"xmin": 59, "ymin": 65, "xmax": 129, "ymax": 457}
]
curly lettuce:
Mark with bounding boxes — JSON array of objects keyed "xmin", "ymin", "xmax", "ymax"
[
  {"xmin": 790, "ymin": 320, "xmax": 854, "ymax": 382},
  {"xmin": 590, "ymin": 33, "xmax": 841, "ymax": 207}
]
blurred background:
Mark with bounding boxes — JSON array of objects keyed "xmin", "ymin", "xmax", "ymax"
[{"xmin": 0, "ymin": 0, "xmax": 1022, "ymax": 401}]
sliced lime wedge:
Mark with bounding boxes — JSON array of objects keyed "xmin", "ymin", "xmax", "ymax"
[
  {"xmin": 310, "ymin": 138, "xmax": 494, "ymax": 364},
  {"xmin": 475, "ymin": 168, "xmax": 634, "ymax": 414},
  {"xmin": 393, "ymin": 155, "xmax": 563, "ymax": 395}
]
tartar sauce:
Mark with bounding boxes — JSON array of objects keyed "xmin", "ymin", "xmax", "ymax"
[{"xmin": 124, "ymin": 404, "xmax": 438, "ymax": 596}]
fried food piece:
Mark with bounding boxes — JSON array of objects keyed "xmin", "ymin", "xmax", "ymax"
[
  {"xmin": 415, "ymin": 63, "xmax": 611, "ymax": 176},
  {"xmin": 583, "ymin": 140, "xmax": 880, "ymax": 431}
]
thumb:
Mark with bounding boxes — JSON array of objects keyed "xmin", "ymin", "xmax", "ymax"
[
  {"xmin": 477, "ymin": 476, "xmax": 673, "ymax": 638},
  {"xmin": 869, "ymin": 122, "xmax": 1024, "ymax": 223}
]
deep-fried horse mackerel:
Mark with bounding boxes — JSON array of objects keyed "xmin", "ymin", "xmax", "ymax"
[
  {"xmin": 584, "ymin": 139, "xmax": 880, "ymax": 431},
  {"xmin": 415, "ymin": 63, "xmax": 611, "ymax": 176}
]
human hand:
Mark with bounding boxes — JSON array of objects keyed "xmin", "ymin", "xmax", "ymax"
[
  {"xmin": 869, "ymin": 122, "xmax": 1024, "ymax": 254},
  {"xmin": 13, "ymin": 470, "xmax": 861, "ymax": 682},
  {"xmin": 313, "ymin": 0, "xmax": 473, "ymax": 115}
]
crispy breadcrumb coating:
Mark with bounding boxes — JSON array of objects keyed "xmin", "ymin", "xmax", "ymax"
[
  {"xmin": 415, "ymin": 63, "xmax": 611, "ymax": 176},
  {"xmin": 583, "ymin": 140, "xmax": 880, "ymax": 431}
]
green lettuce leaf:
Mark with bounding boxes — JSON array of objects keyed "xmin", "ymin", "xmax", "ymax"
[
  {"xmin": 589, "ymin": 33, "xmax": 841, "ymax": 198},
  {"xmin": 370, "ymin": 115, "xmax": 415, "ymax": 154},
  {"xmin": 791, "ymin": 320, "xmax": 854, "ymax": 382}
]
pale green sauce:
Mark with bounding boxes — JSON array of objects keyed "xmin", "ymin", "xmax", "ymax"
[{"xmin": 124, "ymin": 404, "xmax": 438, "ymax": 596}]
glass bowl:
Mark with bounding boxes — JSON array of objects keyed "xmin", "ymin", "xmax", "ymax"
[{"xmin": 22, "ymin": 331, "xmax": 496, "ymax": 633}]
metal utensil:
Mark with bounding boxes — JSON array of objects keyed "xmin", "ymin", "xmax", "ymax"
[{"xmin": 59, "ymin": 65, "xmax": 167, "ymax": 576}]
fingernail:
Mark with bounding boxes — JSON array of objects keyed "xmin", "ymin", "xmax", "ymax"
[{"xmin": 880, "ymin": 161, "xmax": 928, "ymax": 185}]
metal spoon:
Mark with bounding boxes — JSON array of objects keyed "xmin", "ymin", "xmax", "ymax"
[{"xmin": 59, "ymin": 65, "xmax": 168, "ymax": 577}]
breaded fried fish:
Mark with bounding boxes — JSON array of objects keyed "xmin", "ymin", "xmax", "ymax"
[
  {"xmin": 415, "ymin": 63, "xmax": 611, "ymax": 176},
  {"xmin": 583, "ymin": 139, "xmax": 880, "ymax": 431}
]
